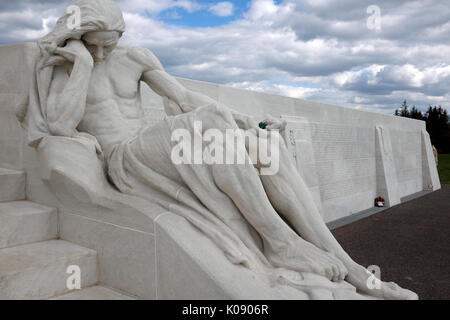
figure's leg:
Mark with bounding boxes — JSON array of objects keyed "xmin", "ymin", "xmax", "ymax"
[
  {"xmin": 194, "ymin": 105, "xmax": 346, "ymax": 281},
  {"xmin": 257, "ymin": 130, "xmax": 417, "ymax": 299},
  {"xmin": 210, "ymin": 161, "xmax": 348, "ymax": 282}
]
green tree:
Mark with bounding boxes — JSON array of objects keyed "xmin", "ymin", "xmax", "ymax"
[
  {"xmin": 409, "ymin": 105, "xmax": 424, "ymax": 120},
  {"xmin": 394, "ymin": 101, "xmax": 450, "ymax": 153},
  {"xmin": 425, "ymin": 105, "xmax": 450, "ymax": 153},
  {"xmin": 399, "ymin": 100, "xmax": 410, "ymax": 117}
]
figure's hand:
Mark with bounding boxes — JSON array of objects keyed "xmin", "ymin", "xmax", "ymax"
[
  {"xmin": 260, "ymin": 114, "xmax": 287, "ymax": 132},
  {"xmin": 74, "ymin": 132, "xmax": 102, "ymax": 156},
  {"xmin": 54, "ymin": 39, "xmax": 93, "ymax": 67}
]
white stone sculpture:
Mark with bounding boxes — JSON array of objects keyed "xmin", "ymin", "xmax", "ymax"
[{"xmin": 19, "ymin": 0, "xmax": 418, "ymax": 299}]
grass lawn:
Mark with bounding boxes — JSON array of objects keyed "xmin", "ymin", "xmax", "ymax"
[{"xmin": 438, "ymin": 154, "xmax": 450, "ymax": 185}]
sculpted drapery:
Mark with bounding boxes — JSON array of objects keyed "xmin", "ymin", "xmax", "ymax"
[{"xmin": 19, "ymin": 0, "xmax": 418, "ymax": 300}]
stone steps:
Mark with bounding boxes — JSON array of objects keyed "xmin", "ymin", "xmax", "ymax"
[
  {"xmin": 0, "ymin": 168, "xmax": 25, "ymax": 202},
  {"xmin": 0, "ymin": 200, "xmax": 57, "ymax": 249},
  {"xmin": 0, "ymin": 239, "xmax": 98, "ymax": 300},
  {"xmin": 50, "ymin": 285, "xmax": 135, "ymax": 300},
  {"xmin": 0, "ymin": 167, "xmax": 133, "ymax": 300}
]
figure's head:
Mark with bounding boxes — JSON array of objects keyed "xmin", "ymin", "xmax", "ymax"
[
  {"xmin": 82, "ymin": 30, "xmax": 120, "ymax": 62},
  {"xmin": 39, "ymin": 0, "xmax": 125, "ymax": 66}
]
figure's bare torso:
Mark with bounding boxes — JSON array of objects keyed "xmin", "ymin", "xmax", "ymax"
[{"xmin": 76, "ymin": 45, "xmax": 146, "ymax": 150}]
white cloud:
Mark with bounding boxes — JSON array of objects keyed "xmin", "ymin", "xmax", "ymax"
[
  {"xmin": 208, "ymin": 1, "xmax": 234, "ymax": 17},
  {"xmin": 331, "ymin": 64, "xmax": 450, "ymax": 97},
  {"xmin": 116, "ymin": 0, "xmax": 202, "ymax": 15},
  {"xmin": 246, "ymin": 0, "xmax": 278, "ymax": 20},
  {"xmin": 1, "ymin": 0, "xmax": 449, "ymax": 114}
]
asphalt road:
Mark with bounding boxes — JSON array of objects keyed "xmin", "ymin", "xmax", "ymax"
[{"xmin": 332, "ymin": 185, "xmax": 450, "ymax": 300}]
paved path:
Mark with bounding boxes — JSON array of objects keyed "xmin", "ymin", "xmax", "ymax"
[{"xmin": 332, "ymin": 185, "xmax": 450, "ymax": 300}]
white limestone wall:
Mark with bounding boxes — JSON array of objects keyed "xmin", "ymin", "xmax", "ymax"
[
  {"xmin": 0, "ymin": 42, "xmax": 438, "ymax": 224},
  {"xmin": 0, "ymin": 43, "xmax": 61, "ymax": 208},
  {"xmin": 391, "ymin": 130, "xmax": 423, "ymax": 198},
  {"xmin": 141, "ymin": 78, "xmax": 437, "ymax": 222},
  {"xmin": 0, "ymin": 43, "xmax": 157, "ymax": 298},
  {"xmin": 0, "ymin": 43, "xmax": 440, "ymax": 299},
  {"xmin": 0, "ymin": 44, "xmax": 26, "ymax": 171}
]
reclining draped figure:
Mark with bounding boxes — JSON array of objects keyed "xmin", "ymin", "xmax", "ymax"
[{"xmin": 18, "ymin": 0, "xmax": 417, "ymax": 300}]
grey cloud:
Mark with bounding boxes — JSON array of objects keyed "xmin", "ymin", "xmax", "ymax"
[{"xmin": 0, "ymin": 0, "xmax": 448, "ymax": 114}]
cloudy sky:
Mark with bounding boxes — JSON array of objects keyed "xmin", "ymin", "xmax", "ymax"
[{"xmin": 1, "ymin": 0, "xmax": 449, "ymax": 114}]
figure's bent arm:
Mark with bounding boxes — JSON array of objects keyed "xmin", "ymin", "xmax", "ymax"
[
  {"xmin": 134, "ymin": 47, "xmax": 257, "ymax": 129},
  {"xmin": 46, "ymin": 58, "xmax": 93, "ymax": 137}
]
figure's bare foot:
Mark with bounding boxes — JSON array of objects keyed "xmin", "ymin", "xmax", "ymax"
[
  {"xmin": 346, "ymin": 264, "xmax": 418, "ymax": 300},
  {"xmin": 265, "ymin": 238, "xmax": 348, "ymax": 282}
]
